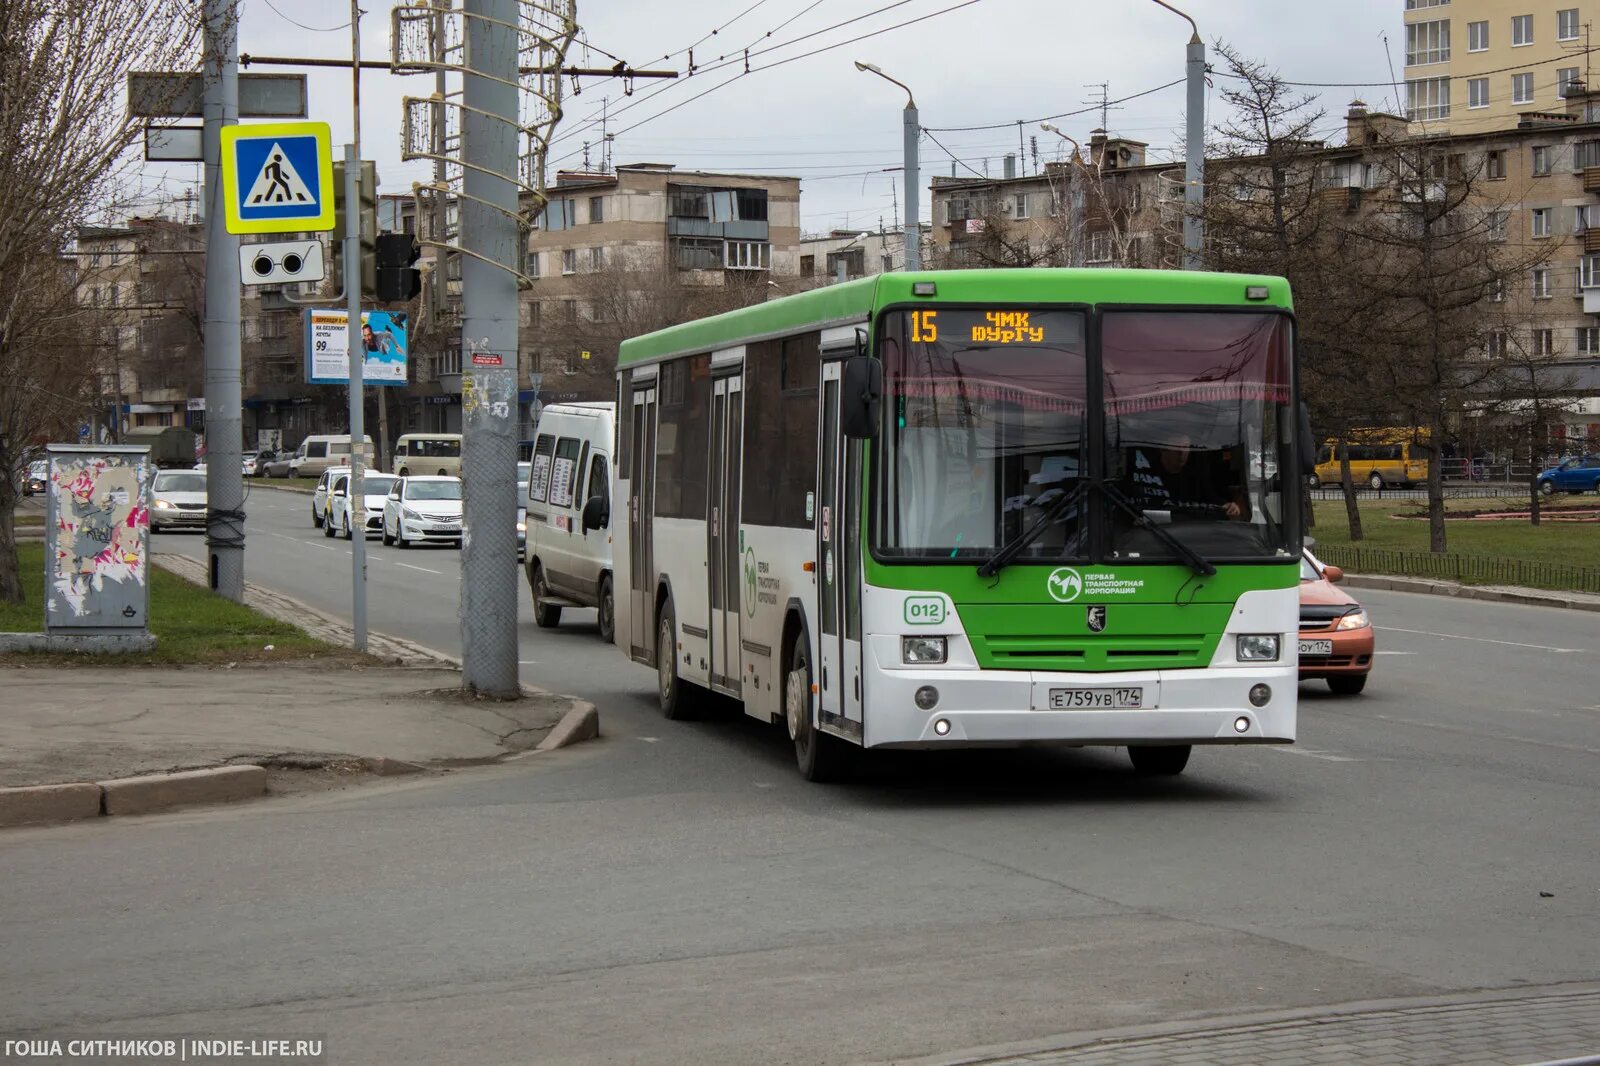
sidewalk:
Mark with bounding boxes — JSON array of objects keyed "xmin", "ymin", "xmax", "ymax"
[{"xmin": 1342, "ymin": 572, "xmax": 1600, "ymax": 613}]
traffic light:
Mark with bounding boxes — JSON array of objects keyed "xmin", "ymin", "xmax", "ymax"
[
  {"xmin": 331, "ymin": 159, "xmax": 376, "ymax": 297},
  {"xmin": 376, "ymin": 233, "xmax": 422, "ymax": 302}
]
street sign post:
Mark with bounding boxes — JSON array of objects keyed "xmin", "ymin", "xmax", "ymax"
[
  {"xmin": 220, "ymin": 121, "xmax": 335, "ymax": 235},
  {"xmin": 239, "ymin": 240, "xmax": 325, "ymax": 285}
]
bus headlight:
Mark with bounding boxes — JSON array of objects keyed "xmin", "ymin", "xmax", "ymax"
[
  {"xmin": 1236, "ymin": 634, "xmax": 1280, "ymax": 661},
  {"xmin": 1334, "ymin": 609, "xmax": 1370, "ymax": 631},
  {"xmin": 902, "ymin": 636, "xmax": 947, "ymax": 664}
]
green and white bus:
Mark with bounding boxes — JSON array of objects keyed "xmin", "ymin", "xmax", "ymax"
[{"xmin": 613, "ymin": 268, "xmax": 1306, "ymax": 780}]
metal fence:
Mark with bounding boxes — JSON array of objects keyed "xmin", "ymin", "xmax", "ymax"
[
  {"xmin": 1315, "ymin": 544, "xmax": 1600, "ymax": 594},
  {"xmin": 1309, "ymin": 484, "xmax": 1530, "ymax": 501}
]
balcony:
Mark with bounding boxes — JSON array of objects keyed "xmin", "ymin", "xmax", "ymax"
[
  {"xmin": 1585, "ymin": 229, "xmax": 1600, "ymax": 254},
  {"xmin": 1584, "ymin": 166, "xmax": 1600, "ymax": 193}
]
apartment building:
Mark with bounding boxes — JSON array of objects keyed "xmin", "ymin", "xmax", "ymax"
[
  {"xmin": 797, "ymin": 226, "xmax": 930, "ymax": 282},
  {"xmin": 927, "ymin": 133, "xmax": 1180, "ymax": 269},
  {"xmin": 1403, "ymin": 1, "xmax": 1600, "ymax": 132}
]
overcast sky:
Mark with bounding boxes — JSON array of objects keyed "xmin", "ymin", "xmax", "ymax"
[{"xmin": 128, "ymin": 0, "xmax": 1408, "ymax": 234}]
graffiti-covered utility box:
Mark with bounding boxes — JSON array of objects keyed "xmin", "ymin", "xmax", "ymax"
[{"xmin": 43, "ymin": 445, "xmax": 153, "ymax": 633}]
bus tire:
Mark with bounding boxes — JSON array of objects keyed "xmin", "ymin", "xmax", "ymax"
[
  {"xmin": 786, "ymin": 630, "xmax": 851, "ymax": 782},
  {"xmin": 1307, "ymin": 473, "xmax": 1321, "ymax": 489},
  {"xmin": 532, "ymin": 564, "xmax": 562, "ymax": 628},
  {"xmin": 1367, "ymin": 472, "xmax": 1384, "ymax": 491},
  {"xmin": 656, "ymin": 599, "xmax": 694, "ymax": 720},
  {"xmin": 1128, "ymin": 744, "xmax": 1190, "ymax": 776},
  {"xmin": 596, "ymin": 574, "xmax": 615, "ymax": 645}
]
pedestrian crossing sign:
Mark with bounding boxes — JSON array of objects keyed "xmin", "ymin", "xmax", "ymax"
[{"xmin": 220, "ymin": 121, "xmax": 335, "ymax": 235}]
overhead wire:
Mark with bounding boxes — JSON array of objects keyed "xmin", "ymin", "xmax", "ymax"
[{"xmin": 258, "ymin": 0, "xmax": 350, "ymax": 33}]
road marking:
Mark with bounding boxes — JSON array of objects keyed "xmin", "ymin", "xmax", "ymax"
[
  {"xmin": 1375, "ymin": 625, "xmax": 1583, "ymax": 653},
  {"xmin": 1270, "ymin": 747, "xmax": 1358, "ymax": 762},
  {"xmin": 395, "ymin": 562, "xmax": 442, "ymax": 575},
  {"xmin": 1372, "ymin": 650, "xmax": 1417, "ymax": 656},
  {"xmin": 637, "ymin": 736, "xmax": 661, "ymax": 743}
]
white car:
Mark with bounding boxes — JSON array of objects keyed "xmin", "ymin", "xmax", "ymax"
[
  {"xmin": 382, "ymin": 475, "xmax": 463, "ymax": 548},
  {"xmin": 325, "ymin": 472, "xmax": 398, "ymax": 540},
  {"xmin": 311, "ymin": 466, "xmax": 351, "ymax": 529},
  {"xmin": 149, "ymin": 469, "xmax": 208, "ymax": 532},
  {"xmin": 242, "ymin": 452, "xmax": 260, "ymax": 477}
]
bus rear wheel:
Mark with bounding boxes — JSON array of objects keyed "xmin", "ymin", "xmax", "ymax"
[
  {"xmin": 786, "ymin": 631, "xmax": 851, "ymax": 782},
  {"xmin": 657, "ymin": 601, "xmax": 694, "ymax": 720},
  {"xmin": 1128, "ymin": 744, "xmax": 1190, "ymax": 776}
]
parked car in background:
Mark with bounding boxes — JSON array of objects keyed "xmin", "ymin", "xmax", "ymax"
[
  {"xmin": 23, "ymin": 459, "xmax": 47, "ymax": 496},
  {"xmin": 241, "ymin": 452, "xmax": 260, "ymax": 477},
  {"xmin": 392, "ymin": 433, "xmax": 463, "ymax": 477},
  {"xmin": 149, "ymin": 469, "xmax": 208, "ymax": 533},
  {"xmin": 311, "ymin": 466, "xmax": 351, "ymax": 528},
  {"xmin": 1536, "ymin": 454, "xmax": 1600, "ymax": 495},
  {"xmin": 1298, "ymin": 548, "xmax": 1374, "ymax": 695},
  {"xmin": 524, "ymin": 402, "xmax": 616, "ymax": 642},
  {"xmin": 259, "ymin": 450, "xmax": 295, "ymax": 478},
  {"xmin": 326, "ymin": 472, "xmax": 398, "ymax": 540},
  {"xmin": 288, "ymin": 435, "xmax": 375, "ymax": 479},
  {"xmin": 381, "ymin": 476, "xmax": 463, "ymax": 548}
]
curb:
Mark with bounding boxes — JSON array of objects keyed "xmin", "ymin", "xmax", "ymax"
[
  {"xmin": 535, "ymin": 700, "xmax": 600, "ymax": 752},
  {"xmin": 1342, "ymin": 573, "xmax": 1600, "ymax": 613},
  {"xmin": 0, "ymin": 766, "xmax": 266, "ymax": 828},
  {"xmin": 0, "ymin": 783, "xmax": 102, "ymax": 828}
]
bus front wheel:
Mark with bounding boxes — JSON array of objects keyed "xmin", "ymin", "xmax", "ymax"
[
  {"xmin": 657, "ymin": 601, "xmax": 694, "ymax": 720},
  {"xmin": 786, "ymin": 631, "xmax": 851, "ymax": 782},
  {"xmin": 1128, "ymin": 744, "xmax": 1190, "ymax": 776}
]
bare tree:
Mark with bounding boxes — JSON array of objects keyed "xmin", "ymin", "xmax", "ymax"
[
  {"xmin": 1474, "ymin": 329, "xmax": 1581, "ymax": 525},
  {"xmin": 0, "ymin": 0, "xmax": 199, "ymax": 604}
]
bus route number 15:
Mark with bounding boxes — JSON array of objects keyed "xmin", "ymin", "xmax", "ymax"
[{"xmin": 910, "ymin": 310, "xmax": 938, "ymax": 343}]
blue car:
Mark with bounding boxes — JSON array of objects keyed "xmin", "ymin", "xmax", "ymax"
[{"xmin": 1537, "ymin": 454, "xmax": 1600, "ymax": 495}]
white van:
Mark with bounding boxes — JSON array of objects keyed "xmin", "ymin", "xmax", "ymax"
[
  {"xmin": 393, "ymin": 432, "xmax": 463, "ymax": 477},
  {"xmin": 524, "ymin": 403, "xmax": 616, "ymax": 642},
  {"xmin": 288, "ymin": 435, "xmax": 375, "ymax": 478}
]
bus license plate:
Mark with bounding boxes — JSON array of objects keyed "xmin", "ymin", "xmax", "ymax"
[
  {"xmin": 1299, "ymin": 639, "xmax": 1333, "ymax": 656},
  {"xmin": 1049, "ymin": 687, "xmax": 1144, "ymax": 710}
]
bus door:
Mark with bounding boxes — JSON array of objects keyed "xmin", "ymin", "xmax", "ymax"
[
  {"xmin": 708, "ymin": 371, "xmax": 745, "ymax": 696},
  {"xmin": 817, "ymin": 361, "xmax": 864, "ymax": 741},
  {"xmin": 628, "ymin": 383, "xmax": 657, "ymax": 662}
]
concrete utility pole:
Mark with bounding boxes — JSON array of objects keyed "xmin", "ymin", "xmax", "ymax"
[
  {"xmin": 459, "ymin": 0, "xmax": 521, "ymax": 696},
  {"xmin": 855, "ymin": 62, "xmax": 920, "ymax": 271},
  {"xmin": 1151, "ymin": 0, "xmax": 1206, "ymax": 268},
  {"xmin": 346, "ymin": 0, "xmax": 368, "ymax": 652},
  {"xmin": 1040, "ymin": 124, "xmax": 1086, "ymax": 267},
  {"xmin": 202, "ymin": 0, "xmax": 245, "ymax": 601}
]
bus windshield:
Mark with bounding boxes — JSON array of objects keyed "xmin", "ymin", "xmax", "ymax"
[
  {"xmin": 1103, "ymin": 311, "xmax": 1292, "ymax": 561},
  {"xmin": 875, "ymin": 308, "xmax": 1088, "ymax": 562}
]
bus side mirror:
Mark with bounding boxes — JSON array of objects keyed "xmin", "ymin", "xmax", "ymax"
[
  {"xmin": 841, "ymin": 355, "xmax": 882, "ymax": 439},
  {"xmin": 582, "ymin": 494, "xmax": 609, "ymax": 532},
  {"xmin": 1297, "ymin": 403, "xmax": 1315, "ymax": 476}
]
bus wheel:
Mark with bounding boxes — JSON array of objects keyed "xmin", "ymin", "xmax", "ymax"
[
  {"xmin": 596, "ymin": 575, "xmax": 615, "ymax": 644},
  {"xmin": 1307, "ymin": 473, "xmax": 1321, "ymax": 489},
  {"xmin": 1128, "ymin": 745, "xmax": 1190, "ymax": 776},
  {"xmin": 786, "ymin": 631, "xmax": 851, "ymax": 782},
  {"xmin": 1367, "ymin": 473, "xmax": 1384, "ymax": 491},
  {"xmin": 531, "ymin": 565, "xmax": 562, "ymax": 628},
  {"xmin": 657, "ymin": 601, "xmax": 693, "ymax": 720}
]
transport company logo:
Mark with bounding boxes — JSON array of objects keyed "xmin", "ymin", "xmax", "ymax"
[
  {"xmin": 1046, "ymin": 567, "xmax": 1083, "ymax": 603},
  {"xmin": 745, "ymin": 549, "xmax": 759, "ymax": 617}
]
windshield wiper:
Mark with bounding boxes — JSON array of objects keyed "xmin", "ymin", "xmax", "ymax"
[
  {"xmin": 1098, "ymin": 481, "xmax": 1217, "ymax": 577},
  {"xmin": 977, "ymin": 480, "xmax": 1088, "ymax": 579}
]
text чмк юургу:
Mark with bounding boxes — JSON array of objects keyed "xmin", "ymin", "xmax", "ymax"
[{"xmin": 3, "ymin": 1038, "xmax": 325, "ymax": 1060}]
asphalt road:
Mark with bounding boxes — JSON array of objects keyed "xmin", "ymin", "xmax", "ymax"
[{"xmin": 3, "ymin": 487, "xmax": 1598, "ymax": 1064}]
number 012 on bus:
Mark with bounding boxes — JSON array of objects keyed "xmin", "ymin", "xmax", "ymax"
[{"xmin": 612, "ymin": 268, "xmax": 1312, "ymax": 781}]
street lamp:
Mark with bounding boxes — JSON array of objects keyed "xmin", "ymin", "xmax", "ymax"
[
  {"xmin": 1040, "ymin": 124, "xmax": 1086, "ymax": 267},
  {"xmin": 854, "ymin": 61, "xmax": 921, "ymax": 272},
  {"xmin": 1150, "ymin": 0, "xmax": 1205, "ymax": 269}
]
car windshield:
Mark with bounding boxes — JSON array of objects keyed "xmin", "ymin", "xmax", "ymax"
[
  {"xmin": 407, "ymin": 480, "xmax": 461, "ymax": 501},
  {"xmin": 361, "ymin": 476, "xmax": 397, "ymax": 496},
  {"xmin": 876, "ymin": 308, "xmax": 1089, "ymax": 561},
  {"xmin": 1103, "ymin": 311, "xmax": 1292, "ymax": 561},
  {"xmin": 1300, "ymin": 556, "xmax": 1320, "ymax": 581},
  {"xmin": 155, "ymin": 473, "xmax": 206, "ymax": 493}
]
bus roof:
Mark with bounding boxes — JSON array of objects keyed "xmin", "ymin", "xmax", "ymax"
[{"xmin": 615, "ymin": 268, "xmax": 1292, "ymax": 367}]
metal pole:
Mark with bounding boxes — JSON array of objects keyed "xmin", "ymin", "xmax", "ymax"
[
  {"xmin": 1184, "ymin": 34, "xmax": 1205, "ymax": 268},
  {"xmin": 345, "ymin": 0, "xmax": 367, "ymax": 652},
  {"xmin": 903, "ymin": 103, "xmax": 920, "ymax": 271},
  {"xmin": 459, "ymin": 0, "xmax": 521, "ymax": 696},
  {"xmin": 202, "ymin": 0, "xmax": 244, "ymax": 601}
]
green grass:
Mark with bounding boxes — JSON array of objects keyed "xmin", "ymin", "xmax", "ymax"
[
  {"xmin": 253, "ymin": 476, "xmax": 317, "ymax": 492},
  {"xmin": 0, "ymin": 542, "xmax": 354, "ymax": 665}
]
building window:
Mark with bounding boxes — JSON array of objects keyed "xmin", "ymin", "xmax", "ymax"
[
  {"xmin": 1405, "ymin": 19, "xmax": 1451, "ymax": 65},
  {"xmin": 1489, "ymin": 277, "xmax": 1506, "ymax": 302},
  {"xmin": 1559, "ymin": 67, "xmax": 1582, "ymax": 97},
  {"xmin": 1468, "ymin": 19, "xmax": 1488, "ymax": 50},
  {"xmin": 588, "ymin": 246, "xmax": 604, "ymax": 270},
  {"xmin": 1577, "ymin": 140, "xmax": 1600, "ymax": 170},
  {"xmin": 1406, "ymin": 77, "xmax": 1451, "ymax": 120},
  {"xmin": 524, "ymin": 250, "xmax": 539, "ymax": 279},
  {"xmin": 1487, "ymin": 331, "xmax": 1508, "ymax": 358},
  {"xmin": 588, "ymin": 196, "xmax": 604, "ymax": 223},
  {"xmin": 825, "ymin": 247, "xmax": 865, "ymax": 278},
  {"xmin": 1486, "ymin": 149, "xmax": 1506, "ymax": 178},
  {"xmin": 1532, "ymin": 145, "xmax": 1552, "ymax": 175},
  {"xmin": 1013, "ymin": 193, "xmax": 1030, "ymax": 219},
  {"xmin": 1486, "ymin": 209, "xmax": 1508, "ymax": 241},
  {"xmin": 1532, "ymin": 267, "xmax": 1553, "ymax": 297},
  {"xmin": 735, "ymin": 189, "xmax": 769, "ymax": 222},
  {"xmin": 1404, "ymin": 0, "xmax": 1449, "ymax": 7},
  {"xmin": 670, "ymin": 236, "xmax": 723, "ymax": 270},
  {"xmin": 1582, "ymin": 253, "xmax": 1600, "ymax": 287},
  {"xmin": 1512, "ymin": 72, "xmax": 1534, "ymax": 104},
  {"xmin": 542, "ymin": 199, "xmax": 576, "ymax": 231},
  {"xmin": 1468, "ymin": 77, "xmax": 1489, "ymax": 108},
  {"xmin": 724, "ymin": 240, "xmax": 771, "ymax": 270},
  {"xmin": 562, "ymin": 249, "xmax": 577, "ymax": 274},
  {"xmin": 799, "ymin": 254, "xmax": 815, "ymax": 277},
  {"xmin": 1086, "ymin": 231, "xmax": 1113, "ymax": 263},
  {"xmin": 668, "ymin": 187, "xmax": 708, "ymax": 218},
  {"xmin": 1533, "ymin": 328, "xmax": 1555, "ymax": 355},
  {"xmin": 1578, "ymin": 326, "xmax": 1600, "ymax": 351},
  {"xmin": 881, "ymin": 253, "xmax": 895, "ymax": 272},
  {"xmin": 1558, "ymin": 7, "xmax": 1580, "ymax": 40},
  {"xmin": 1532, "ymin": 207, "xmax": 1552, "ymax": 237},
  {"xmin": 1512, "ymin": 13, "xmax": 1533, "ymax": 46}
]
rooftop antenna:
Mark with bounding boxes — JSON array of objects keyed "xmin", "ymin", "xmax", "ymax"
[{"xmin": 1084, "ymin": 81, "xmax": 1120, "ymax": 132}]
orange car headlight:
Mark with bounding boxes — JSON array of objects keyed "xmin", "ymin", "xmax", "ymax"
[{"xmin": 1334, "ymin": 609, "xmax": 1370, "ymax": 631}]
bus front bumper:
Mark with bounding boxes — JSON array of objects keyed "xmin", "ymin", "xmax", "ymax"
[{"xmin": 863, "ymin": 664, "xmax": 1297, "ymax": 748}]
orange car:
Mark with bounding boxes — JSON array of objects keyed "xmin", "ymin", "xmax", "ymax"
[{"xmin": 1298, "ymin": 549, "xmax": 1374, "ymax": 695}]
